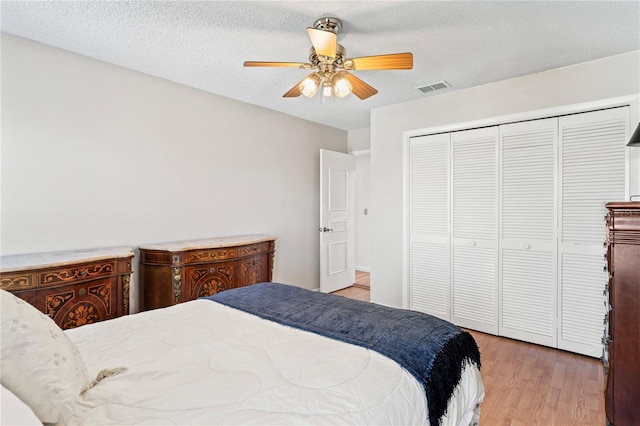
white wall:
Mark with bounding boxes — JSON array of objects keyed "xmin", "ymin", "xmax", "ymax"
[
  {"xmin": 348, "ymin": 127, "xmax": 370, "ymax": 152},
  {"xmin": 348, "ymin": 127, "xmax": 371, "ymax": 271},
  {"xmin": 370, "ymin": 50, "xmax": 640, "ymax": 307},
  {"xmin": 0, "ymin": 33, "xmax": 348, "ymax": 309}
]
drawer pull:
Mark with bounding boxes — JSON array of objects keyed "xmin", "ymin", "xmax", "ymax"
[{"xmin": 77, "ymin": 288, "xmax": 86, "ymax": 296}]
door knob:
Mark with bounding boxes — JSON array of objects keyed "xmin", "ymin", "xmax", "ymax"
[{"xmin": 318, "ymin": 227, "xmax": 334, "ymax": 232}]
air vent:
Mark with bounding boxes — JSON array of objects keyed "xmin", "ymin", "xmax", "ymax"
[{"xmin": 416, "ymin": 80, "xmax": 451, "ymax": 93}]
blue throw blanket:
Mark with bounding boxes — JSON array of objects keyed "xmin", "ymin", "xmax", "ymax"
[{"xmin": 207, "ymin": 282, "xmax": 481, "ymax": 426}]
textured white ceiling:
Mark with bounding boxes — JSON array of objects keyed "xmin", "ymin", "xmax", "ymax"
[{"xmin": 2, "ymin": 1, "xmax": 639, "ymax": 130}]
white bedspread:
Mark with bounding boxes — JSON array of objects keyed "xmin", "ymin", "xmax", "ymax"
[{"xmin": 66, "ymin": 300, "xmax": 484, "ymax": 425}]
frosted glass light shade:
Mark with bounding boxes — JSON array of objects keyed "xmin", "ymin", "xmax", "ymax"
[
  {"xmin": 300, "ymin": 73, "xmax": 321, "ymax": 97},
  {"xmin": 321, "ymin": 82, "xmax": 334, "ymax": 105},
  {"xmin": 333, "ymin": 73, "xmax": 352, "ymax": 98}
]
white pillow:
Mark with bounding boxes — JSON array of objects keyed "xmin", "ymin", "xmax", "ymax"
[
  {"xmin": 0, "ymin": 290, "xmax": 89, "ymax": 424},
  {"xmin": 0, "ymin": 384, "xmax": 41, "ymax": 425}
]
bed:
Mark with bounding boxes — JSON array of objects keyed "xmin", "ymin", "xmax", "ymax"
[{"xmin": 1, "ymin": 283, "xmax": 484, "ymax": 425}]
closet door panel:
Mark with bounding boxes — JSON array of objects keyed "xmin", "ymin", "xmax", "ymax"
[
  {"xmin": 451, "ymin": 127, "xmax": 498, "ymax": 240},
  {"xmin": 501, "ymin": 249, "xmax": 556, "ymax": 345},
  {"xmin": 451, "ymin": 127, "xmax": 498, "ymax": 333},
  {"xmin": 558, "ymin": 106, "xmax": 629, "ymax": 357},
  {"xmin": 501, "ymin": 121, "xmax": 556, "ymax": 242},
  {"xmin": 409, "ymin": 134, "xmax": 451, "ymax": 320},
  {"xmin": 411, "ymin": 241, "xmax": 450, "ymax": 320},
  {"xmin": 499, "ymin": 118, "xmax": 557, "ymax": 347},
  {"xmin": 452, "ymin": 245, "xmax": 497, "ymax": 331}
]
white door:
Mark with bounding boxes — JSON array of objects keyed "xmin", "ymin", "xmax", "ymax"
[
  {"xmin": 557, "ymin": 106, "xmax": 628, "ymax": 357},
  {"xmin": 409, "ymin": 133, "xmax": 451, "ymax": 321},
  {"xmin": 450, "ymin": 127, "xmax": 499, "ymax": 334},
  {"xmin": 499, "ymin": 117, "xmax": 558, "ymax": 348},
  {"xmin": 320, "ymin": 149, "xmax": 355, "ymax": 293}
]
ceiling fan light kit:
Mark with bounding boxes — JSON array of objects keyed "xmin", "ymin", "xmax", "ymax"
[{"xmin": 243, "ymin": 17, "xmax": 413, "ymax": 102}]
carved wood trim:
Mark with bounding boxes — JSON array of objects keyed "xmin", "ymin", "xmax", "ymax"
[
  {"xmin": 173, "ymin": 267, "xmax": 182, "ymax": 303},
  {"xmin": 122, "ymin": 275, "xmax": 130, "ymax": 314},
  {"xmin": 41, "ymin": 262, "xmax": 114, "ymax": 286},
  {"xmin": 0, "ymin": 274, "xmax": 34, "ymax": 291}
]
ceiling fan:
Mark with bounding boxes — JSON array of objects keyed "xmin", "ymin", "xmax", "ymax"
[{"xmin": 243, "ymin": 17, "xmax": 413, "ymax": 102}]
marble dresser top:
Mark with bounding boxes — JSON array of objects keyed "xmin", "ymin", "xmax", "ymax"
[
  {"xmin": 139, "ymin": 234, "xmax": 277, "ymax": 252},
  {"xmin": 0, "ymin": 246, "xmax": 135, "ymax": 273}
]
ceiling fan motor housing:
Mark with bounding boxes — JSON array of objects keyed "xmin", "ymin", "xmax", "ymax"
[
  {"xmin": 309, "ymin": 44, "xmax": 346, "ymax": 67},
  {"xmin": 313, "ymin": 17, "xmax": 342, "ymax": 34}
]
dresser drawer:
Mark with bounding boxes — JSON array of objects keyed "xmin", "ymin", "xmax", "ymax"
[
  {"xmin": 184, "ymin": 247, "xmax": 238, "ymax": 264},
  {"xmin": 238, "ymin": 242, "xmax": 270, "ymax": 257},
  {"xmin": 0, "ymin": 271, "xmax": 37, "ymax": 291},
  {"xmin": 39, "ymin": 260, "xmax": 116, "ymax": 287}
]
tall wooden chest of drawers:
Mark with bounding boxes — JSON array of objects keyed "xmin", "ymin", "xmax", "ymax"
[
  {"xmin": 139, "ymin": 235, "xmax": 276, "ymax": 311},
  {"xmin": 604, "ymin": 202, "xmax": 640, "ymax": 426},
  {"xmin": 0, "ymin": 247, "xmax": 135, "ymax": 329}
]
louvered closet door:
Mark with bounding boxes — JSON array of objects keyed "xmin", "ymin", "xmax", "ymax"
[
  {"xmin": 451, "ymin": 127, "xmax": 498, "ymax": 333},
  {"xmin": 558, "ymin": 107, "xmax": 628, "ymax": 357},
  {"xmin": 499, "ymin": 118, "xmax": 558, "ymax": 347},
  {"xmin": 409, "ymin": 133, "xmax": 451, "ymax": 321}
]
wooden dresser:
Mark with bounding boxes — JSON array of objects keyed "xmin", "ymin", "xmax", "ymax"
[
  {"xmin": 604, "ymin": 202, "xmax": 640, "ymax": 426},
  {"xmin": 0, "ymin": 247, "xmax": 134, "ymax": 329},
  {"xmin": 139, "ymin": 235, "xmax": 276, "ymax": 311}
]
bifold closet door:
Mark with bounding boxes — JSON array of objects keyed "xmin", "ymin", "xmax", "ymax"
[
  {"xmin": 558, "ymin": 106, "xmax": 628, "ymax": 357},
  {"xmin": 450, "ymin": 127, "xmax": 498, "ymax": 334},
  {"xmin": 409, "ymin": 133, "xmax": 451, "ymax": 321},
  {"xmin": 499, "ymin": 118, "xmax": 558, "ymax": 348}
]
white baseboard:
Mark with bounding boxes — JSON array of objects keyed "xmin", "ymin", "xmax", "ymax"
[{"xmin": 355, "ymin": 266, "xmax": 370, "ymax": 273}]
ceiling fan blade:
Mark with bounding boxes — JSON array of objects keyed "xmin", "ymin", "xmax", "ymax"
[
  {"xmin": 306, "ymin": 28, "xmax": 337, "ymax": 58},
  {"xmin": 244, "ymin": 61, "xmax": 307, "ymax": 68},
  {"xmin": 350, "ymin": 52, "xmax": 413, "ymax": 70},
  {"xmin": 343, "ymin": 73, "xmax": 378, "ymax": 100},
  {"xmin": 283, "ymin": 83, "xmax": 302, "ymax": 98}
]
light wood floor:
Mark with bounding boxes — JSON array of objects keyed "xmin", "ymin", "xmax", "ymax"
[{"xmin": 332, "ymin": 272, "xmax": 606, "ymax": 426}]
